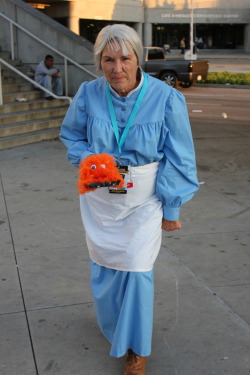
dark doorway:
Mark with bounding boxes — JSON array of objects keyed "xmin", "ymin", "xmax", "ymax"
[
  {"xmin": 152, "ymin": 23, "xmax": 245, "ymax": 50},
  {"xmin": 152, "ymin": 24, "xmax": 190, "ymax": 49},
  {"xmin": 196, "ymin": 24, "xmax": 244, "ymax": 49},
  {"xmin": 79, "ymin": 19, "xmax": 135, "ymax": 44},
  {"xmin": 53, "ymin": 17, "xmax": 68, "ymax": 27}
]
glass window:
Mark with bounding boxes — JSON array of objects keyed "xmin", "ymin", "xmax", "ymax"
[{"xmin": 147, "ymin": 49, "xmax": 165, "ymax": 60}]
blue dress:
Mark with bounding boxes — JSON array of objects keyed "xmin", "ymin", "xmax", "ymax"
[{"xmin": 60, "ymin": 74, "xmax": 199, "ymax": 357}]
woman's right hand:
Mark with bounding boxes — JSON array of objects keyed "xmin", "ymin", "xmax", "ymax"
[{"xmin": 162, "ymin": 219, "xmax": 182, "ymax": 232}]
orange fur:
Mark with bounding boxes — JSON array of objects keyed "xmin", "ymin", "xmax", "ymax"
[{"xmin": 77, "ymin": 153, "xmax": 125, "ymax": 194}]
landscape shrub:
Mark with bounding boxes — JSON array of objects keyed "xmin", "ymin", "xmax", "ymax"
[{"xmin": 199, "ymin": 71, "xmax": 250, "ymax": 85}]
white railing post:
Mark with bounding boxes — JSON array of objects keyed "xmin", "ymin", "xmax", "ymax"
[
  {"xmin": 10, "ymin": 22, "xmax": 15, "ymax": 60},
  {"xmin": 64, "ymin": 57, "xmax": 68, "ymax": 96},
  {"xmin": 0, "ymin": 63, "xmax": 3, "ymax": 105}
]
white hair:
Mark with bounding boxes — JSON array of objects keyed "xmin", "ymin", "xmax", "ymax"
[{"xmin": 94, "ymin": 24, "xmax": 143, "ymax": 70}]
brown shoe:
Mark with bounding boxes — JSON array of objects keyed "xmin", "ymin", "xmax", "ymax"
[{"xmin": 123, "ymin": 349, "xmax": 147, "ymax": 375}]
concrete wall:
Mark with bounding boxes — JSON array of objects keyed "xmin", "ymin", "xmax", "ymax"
[
  {"xmin": 43, "ymin": 0, "xmax": 144, "ymax": 35},
  {"xmin": 41, "ymin": 0, "xmax": 250, "ymax": 51},
  {"xmin": 69, "ymin": 0, "xmax": 143, "ymax": 23},
  {"xmin": 144, "ymin": 0, "xmax": 250, "ymax": 50},
  {"xmin": 0, "ymin": 0, "xmax": 98, "ymax": 95},
  {"xmin": 145, "ymin": 3, "xmax": 250, "ymax": 24},
  {"xmin": 145, "ymin": 0, "xmax": 250, "ymax": 9}
]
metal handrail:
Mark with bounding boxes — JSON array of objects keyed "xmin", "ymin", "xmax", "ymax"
[
  {"xmin": 0, "ymin": 12, "xmax": 98, "ymax": 96},
  {"xmin": 0, "ymin": 58, "xmax": 72, "ymax": 105}
]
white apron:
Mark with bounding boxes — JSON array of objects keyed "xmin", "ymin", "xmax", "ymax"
[{"xmin": 79, "ymin": 162, "xmax": 163, "ymax": 272}]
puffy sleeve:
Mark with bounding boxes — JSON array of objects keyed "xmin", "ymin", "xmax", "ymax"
[
  {"xmin": 59, "ymin": 82, "xmax": 92, "ymax": 168},
  {"xmin": 156, "ymin": 88, "xmax": 199, "ymax": 221}
]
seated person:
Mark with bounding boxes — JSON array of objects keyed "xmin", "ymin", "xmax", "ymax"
[{"xmin": 35, "ymin": 55, "xmax": 63, "ymax": 100}]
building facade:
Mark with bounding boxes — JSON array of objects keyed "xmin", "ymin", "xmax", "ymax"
[{"xmin": 26, "ymin": 0, "xmax": 250, "ymax": 51}]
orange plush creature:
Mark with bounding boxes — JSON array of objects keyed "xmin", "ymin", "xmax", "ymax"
[{"xmin": 77, "ymin": 153, "xmax": 125, "ymax": 194}]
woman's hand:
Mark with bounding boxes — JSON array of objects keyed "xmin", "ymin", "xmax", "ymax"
[{"xmin": 162, "ymin": 219, "xmax": 182, "ymax": 232}]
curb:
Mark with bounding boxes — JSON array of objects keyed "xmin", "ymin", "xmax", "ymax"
[{"xmin": 195, "ymin": 83, "xmax": 250, "ymax": 89}]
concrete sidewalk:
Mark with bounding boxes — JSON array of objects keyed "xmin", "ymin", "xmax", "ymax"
[
  {"xmin": 168, "ymin": 48, "xmax": 250, "ymax": 60},
  {"xmin": 168, "ymin": 49, "xmax": 250, "ymax": 73},
  {"xmin": 0, "ymin": 114, "xmax": 250, "ymax": 374}
]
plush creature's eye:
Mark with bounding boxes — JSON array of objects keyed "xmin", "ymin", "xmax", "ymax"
[
  {"xmin": 91, "ymin": 165, "xmax": 97, "ymax": 169},
  {"xmin": 101, "ymin": 164, "xmax": 106, "ymax": 168}
]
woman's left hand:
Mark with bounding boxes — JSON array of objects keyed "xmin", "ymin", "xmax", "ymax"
[{"xmin": 162, "ymin": 219, "xmax": 182, "ymax": 232}]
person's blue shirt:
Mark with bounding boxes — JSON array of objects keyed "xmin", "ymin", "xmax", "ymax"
[{"xmin": 60, "ymin": 74, "xmax": 199, "ymax": 221}]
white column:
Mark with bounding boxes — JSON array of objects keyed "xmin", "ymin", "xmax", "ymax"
[
  {"xmin": 68, "ymin": 2, "xmax": 80, "ymax": 35},
  {"xmin": 135, "ymin": 22, "xmax": 142, "ymax": 39},
  {"xmin": 244, "ymin": 24, "xmax": 250, "ymax": 52},
  {"xmin": 68, "ymin": 16, "xmax": 80, "ymax": 35},
  {"xmin": 144, "ymin": 22, "xmax": 152, "ymax": 47}
]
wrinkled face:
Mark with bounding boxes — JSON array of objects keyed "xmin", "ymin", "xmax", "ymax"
[
  {"xmin": 101, "ymin": 42, "xmax": 139, "ymax": 97},
  {"xmin": 45, "ymin": 57, "xmax": 54, "ymax": 69}
]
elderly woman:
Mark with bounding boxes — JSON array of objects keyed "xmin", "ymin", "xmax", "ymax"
[{"xmin": 60, "ymin": 24, "xmax": 199, "ymax": 375}]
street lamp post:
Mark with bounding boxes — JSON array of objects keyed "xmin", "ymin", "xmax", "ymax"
[
  {"xmin": 190, "ymin": 0, "xmax": 194, "ymax": 59},
  {"xmin": 185, "ymin": 0, "xmax": 197, "ymax": 60}
]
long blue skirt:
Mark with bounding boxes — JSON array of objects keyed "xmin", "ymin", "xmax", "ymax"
[{"xmin": 90, "ymin": 260, "xmax": 154, "ymax": 358}]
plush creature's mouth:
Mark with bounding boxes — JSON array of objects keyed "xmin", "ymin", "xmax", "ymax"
[
  {"xmin": 77, "ymin": 153, "xmax": 125, "ymax": 194},
  {"xmin": 87, "ymin": 180, "xmax": 121, "ymax": 188}
]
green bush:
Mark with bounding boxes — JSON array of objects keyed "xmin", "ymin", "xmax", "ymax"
[{"xmin": 199, "ymin": 71, "xmax": 250, "ymax": 85}]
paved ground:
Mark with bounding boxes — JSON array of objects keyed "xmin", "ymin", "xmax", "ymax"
[
  {"xmin": 169, "ymin": 49, "xmax": 250, "ymax": 73},
  {"xmin": 182, "ymin": 86, "xmax": 250, "ymax": 121},
  {"xmin": 0, "ymin": 63, "xmax": 250, "ymax": 374}
]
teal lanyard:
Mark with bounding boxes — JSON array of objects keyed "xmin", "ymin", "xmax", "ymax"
[{"xmin": 106, "ymin": 72, "xmax": 148, "ymax": 158}]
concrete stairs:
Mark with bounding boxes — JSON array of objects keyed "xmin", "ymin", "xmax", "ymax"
[{"xmin": 0, "ymin": 52, "xmax": 69, "ymax": 150}]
